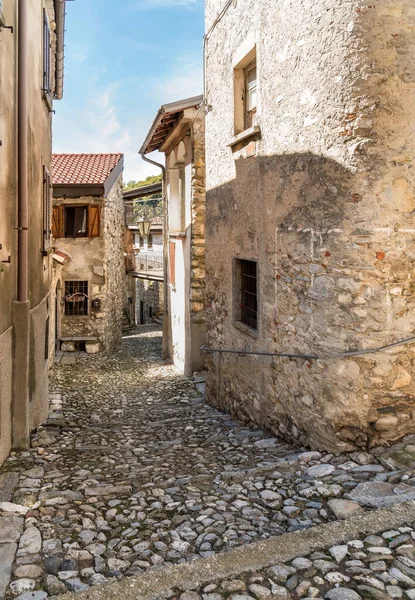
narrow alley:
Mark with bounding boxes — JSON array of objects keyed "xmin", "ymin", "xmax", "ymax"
[{"xmin": 2, "ymin": 327, "xmax": 415, "ymax": 599}]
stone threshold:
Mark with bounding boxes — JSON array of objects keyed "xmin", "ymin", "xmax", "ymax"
[{"xmin": 59, "ymin": 500, "xmax": 415, "ymax": 600}]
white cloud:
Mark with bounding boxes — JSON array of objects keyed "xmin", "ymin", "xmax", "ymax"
[{"xmin": 152, "ymin": 59, "xmax": 203, "ymax": 102}]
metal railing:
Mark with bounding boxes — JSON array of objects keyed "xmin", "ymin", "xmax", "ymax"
[{"xmin": 126, "ymin": 251, "xmax": 163, "ymax": 280}]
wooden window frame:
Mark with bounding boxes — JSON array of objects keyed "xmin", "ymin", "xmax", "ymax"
[
  {"xmin": 64, "ymin": 205, "xmax": 88, "ymax": 239},
  {"xmin": 244, "ymin": 60, "xmax": 257, "ymax": 130},
  {"xmin": 52, "ymin": 204, "xmax": 100, "ymax": 239}
]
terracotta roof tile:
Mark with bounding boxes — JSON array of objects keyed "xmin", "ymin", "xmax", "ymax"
[{"xmin": 52, "ymin": 153, "xmax": 123, "ymax": 185}]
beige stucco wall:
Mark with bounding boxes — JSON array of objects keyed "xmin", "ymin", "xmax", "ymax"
[
  {"xmin": 53, "ymin": 174, "xmax": 124, "ymax": 352},
  {"xmin": 0, "ymin": 0, "xmax": 57, "ymax": 462},
  {"xmin": 205, "ymin": 0, "xmax": 415, "ymax": 450},
  {"xmin": 0, "ymin": 328, "xmax": 13, "ymax": 465}
]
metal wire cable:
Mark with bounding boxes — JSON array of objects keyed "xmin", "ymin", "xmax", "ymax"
[{"xmin": 201, "ymin": 335, "xmax": 415, "ymax": 361}]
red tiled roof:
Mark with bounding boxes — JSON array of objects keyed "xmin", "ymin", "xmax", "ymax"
[{"xmin": 52, "ymin": 153, "xmax": 123, "ymax": 185}]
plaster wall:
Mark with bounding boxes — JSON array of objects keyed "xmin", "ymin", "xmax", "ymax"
[
  {"xmin": 0, "ymin": 0, "xmax": 57, "ymax": 461},
  {"xmin": 0, "ymin": 329, "xmax": 13, "ymax": 465},
  {"xmin": 205, "ymin": 0, "xmax": 415, "ymax": 450}
]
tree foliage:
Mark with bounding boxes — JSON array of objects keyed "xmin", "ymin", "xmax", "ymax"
[{"xmin": 124, "ymin": 174, "xmax": 162, "ymax": 191}]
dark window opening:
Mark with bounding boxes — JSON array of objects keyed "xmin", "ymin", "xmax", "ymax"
[
  {"xmin": 64, "ymin": 281, "xmax": 89, "ymax": 316},
  {"xmin": 44, "ymin": 317, "xmax": 50, "ymax": 360},
  {"xmin": 238, "ymin": 259, "xmax": 258, "ymax": 330},
  {"xmin": 148, "ymin": 234, "xmax": 153, "ymax": 250},
  {"xmin": 149, "ymin": 306, "xmax": 153, "ymax": 319},
  {"xmin": 64, "ymin": 206, "xmax": 88, "ymax": 238}
]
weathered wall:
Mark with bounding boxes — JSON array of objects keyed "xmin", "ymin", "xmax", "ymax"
[
  {"xmin": 0, "ymin": 0, "xmax": 56, "ymax": 461},
  {"xmin": 205, "ymin": 0, "xmax": 415, "ymax": 450},
  {"xmin": 136, "ymin": 278, "xmax": 163, "ymax": 324},
  {"xmin": 0, "ymin": 328, "xmax": 13, "ymax": 465},
  {"xmin": 166, "ymin": 111, "xmax": 207, "ymax": 376},
  {"xmin": 54, "ymin": 175, "xmax": 124, "ymax": 352},
  {"xmin": 103, "ymin": 174, "xmax": 124, "ymax": 351}
]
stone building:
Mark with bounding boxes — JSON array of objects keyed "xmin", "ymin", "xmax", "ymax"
[
  {"xmin": 51, "ymin": 153, "xmax": 124, "ymax": 354},
  {"xmin": 0, "ymin": 0, "xmax": 67, "ymax": 463},
  {"xmin": 123, "ymin": 183, "xmax": 164, "ymax": 326},
  {"xmin": 204, "ymin": 0, "xmax": 415, "ymax": 451},
  {"xmin": 140, "ymin": 96, "xmax": 206, "ymax": 376}
]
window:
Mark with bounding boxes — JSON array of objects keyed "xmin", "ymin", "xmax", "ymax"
[
  {"xmin": 52, "ymin": 205, "xmax": 100, "ymax": 239},
  {"xmin": 235, "ymin": 259, "xmax": 258, "ymax": 330},
  {"xmin": 245, "ymin": 61, "xmax": 257, "ymax": 129},
  {"xmin": 43, "ymin": 166, "xmax": 51, "ymax": 250},
  {"xmin": 139, "ymin": 235, "xmax": 144, "ymax": 249},
  {"xmin": 147, "ymin": 233, "xmax": 153, "ymax": 250},
  {"xmin": 65, "ymin": 206, "xmax": 88, "ymax": 238},
  {"xmin": 64, "ymin": 281, "xmax": 89, "ymax": 316},
  {"xmin": 233, "ymin": 45, "xmax": 258, "ymax": 135},
  {"xmin": 43, "ymin": 9, "xmax": 51, "ymax": 102}
]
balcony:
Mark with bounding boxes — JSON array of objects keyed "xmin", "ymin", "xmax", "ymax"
[{"xmin": 125, "ymin": 251, "xmax": 163, "ymax": 281}]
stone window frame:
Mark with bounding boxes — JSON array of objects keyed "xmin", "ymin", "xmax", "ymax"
[
  {"xmin": 229, "ymin": 39, "xmax": 261, "ymax": 150},
  {"xmin": 233, "ymin": 257, "xmax": 259, "ymax": 337}
]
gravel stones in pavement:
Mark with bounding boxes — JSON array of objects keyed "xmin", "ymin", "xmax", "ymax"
[
  {"xmin": 1, "ymin": 325, "xmax": 415, "ymax": 597},
  {"xmin": 164, "ymin": 523, "xmax": 415, "ymax": 600}
]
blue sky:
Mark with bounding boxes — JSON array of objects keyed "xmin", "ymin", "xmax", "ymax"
[{"xmin": 53, "ymin": 0, "xmax": 204, "ymax": 183}]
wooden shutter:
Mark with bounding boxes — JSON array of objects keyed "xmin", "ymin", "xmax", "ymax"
[
  {"xmin": 52, "ymin": 205, "xmax": 63, "ymax": 239},
  {"xmin": 88, "ymin": 205, "xmax": 100, "ymax": 237},
  {"xmin": 43, "ymin": 166, "xmax": 51, "ymax": 249},
  {"xmin": 43, "ymin": 9, "xmax": 51, "ymax": 94}
]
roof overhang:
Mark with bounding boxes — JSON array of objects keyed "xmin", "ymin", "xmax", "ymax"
[
  {"xmin": 140, "ymin": 95, "xmax": 203, "ymax": 155},
  {"xmin": 123, "ymin": 182, "xmax": 162, "ymax": 201},
  {"xmin": 52, "ymin": 156, "xmax": 124, "ymax": 198},
  {"xmin": 54, "ymin": 0, "xmax": 66, "ymax": 100}
]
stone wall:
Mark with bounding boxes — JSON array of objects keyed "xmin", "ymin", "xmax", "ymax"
[
  {"xmin": 136, "ymin": 278, "xmax": 163, "ymax": 324},
  {"xmin": 205, "ymin": 0, "xmax": 415, "ymax": 451},
  {"xmin": 102, "ymin": 174, "xmax": 124, "ymax": 351}
]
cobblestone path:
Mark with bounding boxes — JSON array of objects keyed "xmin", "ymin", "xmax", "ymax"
[{"xmin": 1, "ymin": 325, "xmax": 415, "ymax": 599}]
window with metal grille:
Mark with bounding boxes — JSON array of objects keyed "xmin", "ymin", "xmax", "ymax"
[
  {"xmin": 236, "ymin": 259, "xmax": 258, "ymax": 330},
  {"xmin": 43, "ymin": 166, "xmax": 51, "ymax": 250},
  {"xmin": 64, "ymin": 281, "xmax": 89, "ymax": 316}
]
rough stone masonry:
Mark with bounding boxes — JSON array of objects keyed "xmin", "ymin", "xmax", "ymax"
[{"xmin": 204, "ymin": 0, "xmax": 415, "ymax": 451}]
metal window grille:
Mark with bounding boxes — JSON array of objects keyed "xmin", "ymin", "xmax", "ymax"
[
  {"xmin": 64, "ymin": 281, "xmax": 89, "ymax": 316},
  {"xmin": 240, "ymin": 259, "xmax": 258, "ymax": 329}
]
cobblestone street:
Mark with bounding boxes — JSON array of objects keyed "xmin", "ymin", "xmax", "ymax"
[{"xmin": 2, "ymin": 326, "xmax": 415, "ymax": 599}]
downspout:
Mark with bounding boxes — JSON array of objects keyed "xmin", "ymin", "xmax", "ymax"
[
  {"xmin": 54, "ymin": 0, "xmax": 66, "ymax": 100},
  {"xmin": 12, "ymin": 0, "xmax": 30, "ymax": 449},
  {"xmin": 17, "ymin": 0, "xmax": 28, "ymax": 301},
  {"xmin": 139, "ymin": 152, "xmax": 170, "ymax": 360}
]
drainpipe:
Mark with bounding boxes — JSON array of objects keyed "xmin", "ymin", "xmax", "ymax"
[
  {"xmin": 12, "ymin": 0, "xmax": 30, "ymax": 450},
  {"xmin": 54, "ymin": 0, "xmax": 66, "ymax": 100},
  {"xmin": 17, "ymin": 0, "xmax": 28, "ymax": 301},
  {"xmin": 139, "ymin": 152, "xmax": 170, "ymax": 361}
]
